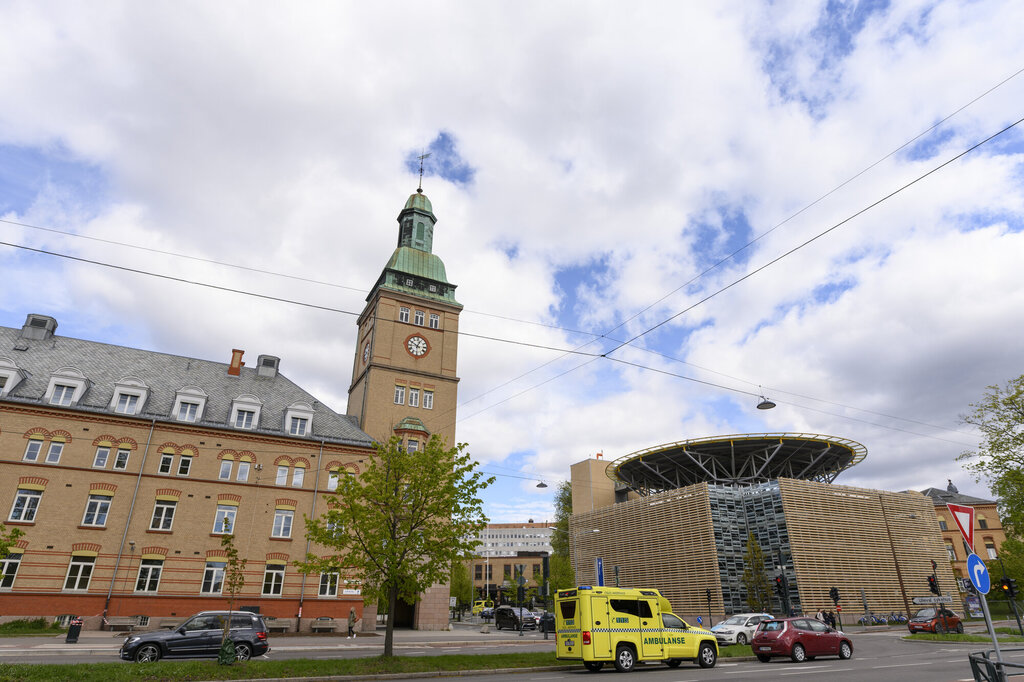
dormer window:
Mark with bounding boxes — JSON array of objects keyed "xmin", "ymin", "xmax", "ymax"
[
  {"xmin": 230, "ymin": 394, "xmax": 262, "ymax": 431},
  {"xmin": 0, "ymin": 356, "xmax": 27, "ymax": 396},
  {"xmin": 110, "ymin": 377, "xmax": 149, "ymax": 416},
  {"xmin": 172, "ymin": 386, "xmax": 207, "ymax": 423},
  {"xmin": 284, "ymin": 402, "xmax": 314, "ymax": 438},
  {"xmin": 45, "ymin": 368, "xmax": 88, "ymax": 407}
]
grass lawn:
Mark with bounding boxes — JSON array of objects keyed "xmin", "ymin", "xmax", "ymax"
[
  {"xmin": 0, "ymin": 619, "xmax": 67, "ymax": 637},
  {"xmin": 0, "ymin": 645, "xmax": 752, "ymax": 681},
  {"xmin": 906, "ymin": 632, "xmax": 1024, "ymax": 644}
]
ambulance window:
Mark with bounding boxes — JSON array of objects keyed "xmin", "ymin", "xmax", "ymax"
[
  {"xmin": 663, "ymin": 613, "xmax": 684, "ymax": 629},
  {"xmin": 610, "ymin": 599, "xmax": 640, "ymax": 617},
  {"xmin": 559, "ymin": 601, "xmax": 577, "ymax": 619},
  {"xmin": 638, "ymin": 601, "xmax": 654, "ymax": 618}
]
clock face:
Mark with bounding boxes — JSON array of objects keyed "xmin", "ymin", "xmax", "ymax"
[
  {"xmin": 406, "ymin": 334, "xmax": 429, "ymax": 357},
  {"xmin": 363, "ymin": 343, "xmax": 370, "ymax": 364}
]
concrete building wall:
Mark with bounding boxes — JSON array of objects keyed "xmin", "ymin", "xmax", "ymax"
[{"xmin": 570, "ymin": 457, "xmax": 616, "ymax": 514}]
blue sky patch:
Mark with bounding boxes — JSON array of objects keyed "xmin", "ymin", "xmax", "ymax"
[
  {"xmin": 0, "ymin": 143, "xmax": 107, "ymax": 216},
  {"xmin": 688, "ymin": 205, "xmax": 754, "ymax": 270},
  {"xmin": 553, "ymin": 256, "xmax": 612, "ymax": 329},
  {"xmin": 901, "ymin": 126, "xmax": 955, "ymax": 161},
  {"xmin": 405, "ymin": 131, "xmax": 476, "ymax": 186},
  {"xmin": 813, "ymin": 0, "xmax": 890, "ymax": 69}
]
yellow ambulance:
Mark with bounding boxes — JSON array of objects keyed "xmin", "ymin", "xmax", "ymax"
[{"xmin": 555, "ymin": 586, "xmax": 718, "ymax": 672}]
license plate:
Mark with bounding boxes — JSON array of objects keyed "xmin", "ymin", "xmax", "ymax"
[{"xmin": 759, "ymin": 646, "xmax": 772, "ymax": 651}]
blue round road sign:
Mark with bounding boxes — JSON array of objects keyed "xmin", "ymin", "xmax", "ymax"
[{"xmin": 967, "ymin": 553, "xmax": 990, "ymax": 594}]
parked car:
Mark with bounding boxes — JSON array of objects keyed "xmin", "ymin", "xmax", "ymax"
[
  {"xmin": 751, "ymin": 617, "xmax": 852, "ymax": 663},
  {"xmin": 494, "ymin": 605, "xmax": 537, "ymax": 630},
  {"xmin": 480, "ymin": 606, "xmax": 495, "ymax": 619},
  {"xmin": 711, "ymin": 612, "xmax": 773, "ymax": 645},
  {"xmin": 119, "ymin": 611, "xmax": 269, "ymax": 662},
  {"xmin": 907, "ymin": 607, "xmax": 963, "ymax": 634}
]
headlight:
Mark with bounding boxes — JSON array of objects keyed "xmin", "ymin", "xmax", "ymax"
[{"xmin": 125, "ymin": 636, "xmax": 142, "ymax": 645}]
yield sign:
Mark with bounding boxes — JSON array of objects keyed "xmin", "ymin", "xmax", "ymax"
[{"xmin": 948, "ymin": 503, "xmax": 975, "ymax": 550}]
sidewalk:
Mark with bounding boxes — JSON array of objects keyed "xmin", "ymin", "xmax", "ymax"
[{"xmin": 0, "ymin": 621, "xmax": 554, "ymax": 658}]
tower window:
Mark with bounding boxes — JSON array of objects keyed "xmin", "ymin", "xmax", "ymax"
[
  {"xmin": 414, "ymin": 310, "xmax": 424, "ymax": 326},
  {"xmin": 429, "ymin": 313, "xmax": 439, "ymax": 329},
  {"xmin": 394, "ymin": 385, "xmax": 405, "ymax": 405},
  {"xmin": 409, "ymin": 389, "xmax": 420, "ymax": 408},
  {"xmin": 423, "ymin": 390, "xmax": 434, "ymax": 410},
  {"xmin": 399, "ymin": 307, "xmax": 410, "ymax": 323}
]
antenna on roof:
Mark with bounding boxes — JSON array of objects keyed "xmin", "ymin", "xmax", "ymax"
[{"xmin": 417, "ymin": 151, "xmax": 431, "ymax": 193}]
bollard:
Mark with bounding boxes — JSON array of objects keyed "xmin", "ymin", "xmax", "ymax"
[{"xmin": 65, "ymin": 617, "xmax": 83, "ymax": 644}]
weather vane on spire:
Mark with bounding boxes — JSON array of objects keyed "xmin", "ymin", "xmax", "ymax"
[{"xmin": 417, "ymin": 151, "xmax": 431, "ymax": 193}]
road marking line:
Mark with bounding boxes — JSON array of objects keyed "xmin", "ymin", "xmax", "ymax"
[{"xmin": 871, "ymin": 663, "xmax": 924, "ymax": 668}]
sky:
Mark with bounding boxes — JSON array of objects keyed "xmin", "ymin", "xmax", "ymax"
[{"xmin": 1, "ymin": 1, "xmax": 1023, "ymax": 524}]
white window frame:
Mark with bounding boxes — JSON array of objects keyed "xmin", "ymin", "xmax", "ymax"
[
  {"xmin": 82, "ymin": 494, "xmax": 112, "ymax": 527},
  {"xmin": 399, "ymin": 306, "xmax": 410, "ymax": 323},
  {"xmin": 176, "ymin": 455, "xmax": 192, "ymax": 477},
  {"xmin": 291, "ymin": 466, "xmax": 305, "ymax": 488},
  {"xmin": 407, "ymin": 439, "xmax": 419, "ymax": 453},
  {"xmin": 23, "ymin": 440, "xmax": 43, "ymax": 462},
  {"xmin": 158, "ymin": 453, "xmax": 174, "ymax": 474},
  {"xmin": 319, "ymin": 572, "xmax": 339, "ymax": 597},
  {"xmin": 64, "ymin": 556, "xmax": 95, "ymax": 591},
  {"xmin": 423, "ymin": 390, "xmax": 434, "ymax": 410},
  {"xmin": 429, "ymin": 313, "xmax": 440, "ymax": 329},
  {"xmin": 414, "ymin": 310, "xmax": 425, "ymax": 326},
  {"xmin": 235, "ymin": 409, "xmax": 255, "ymax": 429},
  {"xmin": 0, "ymin": 356, "xmax": 27, "ymax": 397},
  {"xmin": 236, "ymin": 461, "xmax": 250, "ymax": 482},
  {"xmin": 113, "ymin": 448, "xmax": 130, "ymax": 470},
  {"xmin": 212, "ymin": 505, "xmax": 237, "ymax": 534},
  {"xmin": 45, "ymin": 368, "xmax": 88, "ymax": 406},
  {"xmin": 230, "ymin": 394, "xmax": 262, "ymax": 431},
  {"xmin": 987, "ymin": 544, "xmax": 998, "ymax": 560},
  {"xmin": 408, "ymin": 389, "xmax": 420, "ymax": 408},
  {"xmin": 201, "ymin": 561, "xmax": 225, "ymax": 594},
  {"xmin": 0, "ymin": 552, "xmax": 22, "ymax": 589},
  {"xmin": 262, "ymin": 564, "xmax": 285, "ymax": 595},
  {"xmin": 45, "ymin": 442, "xmax": 63, "ymax": 464},
  {"xmin": 272, "ymin": 509, "xmax": 294, "ymax": 538},
  {"xmin": 394, "ymin": 385, "xmax": 405, "ymax": 405},
  {"xmin": 114, "ymin": 393, "xmax": 140, "ymax": 414},
  {"xmin": 276, "ymin": 465, "xmax": 289, "ymax": 486},
  {"xmin": 219, "ymin": 460, "xmax": 233, "ymax": 480},
  {"xmin": 289, "ymin": 416, "xmax": 308, "ymax": 436},
  {"xmin": 285, "ymin": 402, "xmax": 314, "ymax": 438},
  {"xmin": 172, "ymin": 386, "xmax": 207, "ymax": 423},
  {"xmin": 109, "ymin": 377, "xmax": 149, "ymax": 415},
  {"xmin": 150, "ymin": 500, "xmax": 176, "ymax": 531},
  {"xmin": 93, "ymin": 447, "xmax": 110, "ymax": 468},
  {"xmin": 8, "ymin": 489, "xmax": 41, "ymax": 522},
  {"xmin": 327, "ymin": 471, "xmax": 340, "ymax": 492},
  {"xmin": 135, "ymin": 559, "xmax": 163, "ymax": 592}
]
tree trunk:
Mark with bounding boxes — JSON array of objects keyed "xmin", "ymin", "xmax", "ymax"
[{"xmin": 384, "ymin": 582, "xmax": 398, "ymax": 657}]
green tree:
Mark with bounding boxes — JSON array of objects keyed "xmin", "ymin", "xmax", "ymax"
[
  {"xmin": 296, "ymin": 435, "xmax": 492, "ymax": 657},
  {"xmin": 549, "ymin": 481, "xmax": 575, "ymax": 593},
  {"xmin": 0, "ymin": 524, "xmax": 24, "ymax": 583},
  {"xmin": 449, "ymin": 559, "xmax": 474, "ymax": 617},
  {"xmin": 218, "ymin": 519, "xmax": 247, "ymax": 665},
  {"xmin": 958, "ymin": 375, "xmax": 1024, "ymax": 535},
  {"xmin": 741, "ymin": 533, "xmax": 773, "ymax": 613}
]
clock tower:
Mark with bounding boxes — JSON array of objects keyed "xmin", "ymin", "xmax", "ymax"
[{"xmin": 347, "ymin": 187, "xmax": 462, "ymax": 451}]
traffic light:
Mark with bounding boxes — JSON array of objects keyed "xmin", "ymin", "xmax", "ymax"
[
  {"xmin": 928, "ymin": 575, "xmax": 940, "ymax": 595},
  {"xmin": 829, "ymin": 586, "xmax": 840, "ymax": 605},
  {"xmin": 705, "ymin": 588, "xmax": 712, "ymax": 604},
  {"xmin": 1004, "ymin": 578, "xmax": 1019, "ymax": 599},
  {"xmin": 774, "ymin": 575, "xmax": 785, "ymax": 597}
]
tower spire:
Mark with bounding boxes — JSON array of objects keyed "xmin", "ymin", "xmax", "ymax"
[{"xmin": 417, "ymin": 151, "xmax": 431, "ymax": 193}]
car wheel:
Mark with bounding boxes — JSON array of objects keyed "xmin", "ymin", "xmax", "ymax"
[
  {"xmin": 756, "ymin": 654, "xmax": 771, "ymax": 663},
  {"xmin": 736, "ymin": 632, "xmax": 747, "ymax": 646},
  {"xmin": 790, "ymin": 643, "xmax": 806, "ymax": 663},
  {"xmin": 698, "ymin": 642, "xmax": 717, "ymax": 668},
  {"xmin": 956, "ymin": 623, "xmax": 964, "ymax": 634},
  {"xmin": 495, "ymin": 622, "xmax": 502, "ymax": 630},
  {"xmin": 665, "ymin": 659, "xmax": 682, "ymax": 668},
  {"xmin": 134, "ymin": 644, "xmax": 161, "ymax": 663},
  {"xmin": 584, "ymin": 662, "xmax": 604, "ymax": 672},
  {"xmin": 234, "ymin": 643, "xmax": 252, "ymax": 661},
  {"xmin": 839, "ymin": 641, "xmax": 852, "ymax": 659},
  {"xmin": 936, "ymin": 623, "xmax": 946, "ymax": 634},
  {"xmin": 614, "ymin": 644, "xmax": 636, "ymax": 673}
]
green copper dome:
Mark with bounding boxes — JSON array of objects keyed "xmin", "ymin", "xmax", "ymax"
[{"xmin": 404, "ymin": 190, "xmax": 433, "ymax": 214}]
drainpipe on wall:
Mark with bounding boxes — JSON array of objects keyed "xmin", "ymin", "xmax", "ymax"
[
  {"xmin": 103, "ymin": 418, "xmax": 156, "ymax": 628},
  {"xmin": 296, "ymin": 440, "xmax": 326, "ymax": 633}
]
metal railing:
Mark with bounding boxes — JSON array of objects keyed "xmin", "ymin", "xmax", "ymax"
[{"xmin": 970, "ymin": 648, "xmax": 1024, "ymax": 682}]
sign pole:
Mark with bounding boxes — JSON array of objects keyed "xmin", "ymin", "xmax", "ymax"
[
  {"xmin": 967, "ymin": 552, "xmax": 1005, "ymax": 678},
  {"xmin": 979, "ymin": 592, "xmax": 1004, "ymax": 677}
]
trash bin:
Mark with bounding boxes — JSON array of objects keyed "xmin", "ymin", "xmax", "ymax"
[{"xmin": 65, "ymin": 617, "xmax": 83, "ymax": 644}]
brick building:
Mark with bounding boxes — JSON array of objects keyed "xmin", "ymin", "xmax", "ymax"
[
  {"xmin": 0, "ymin": 187, "xmax": 464, "ymax": 631},
  {"xmin": 923, "ymin": 482, "xmax": 1008, "ymax": 590}
]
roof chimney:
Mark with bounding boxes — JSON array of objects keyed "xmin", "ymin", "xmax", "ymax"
[
  {"xmin": 21, "ymin": 314, "xmax": 57, "ymax": 341},
  {"xmin": 227, "ymin": 349, "xmax": 245, "ymax": 376}
]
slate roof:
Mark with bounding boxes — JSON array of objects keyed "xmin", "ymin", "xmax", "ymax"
[
  {"xmin": 0, "ymin": 317, "xmax": 374, "ymax": 448},
  {"xmin": 920, "ymin": 487, "xmax": 995, "ymax": 506}
]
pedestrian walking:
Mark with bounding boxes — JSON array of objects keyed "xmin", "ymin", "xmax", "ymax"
[
  {"xmin": 348, "ymin": 607, "xmax": 357, "ymax": 639},
  {"xmin": 815, "ymin": 608, "xmax": 825, "ymax": 622}
]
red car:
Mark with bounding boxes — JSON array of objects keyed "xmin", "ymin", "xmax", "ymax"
[
  {"xmin": 907, "ymin": 607, "xmax": 963, "ymax": 634},
  {"xmin": 751, "ymin": 617, "xmax": 853, "ymax": 663}
]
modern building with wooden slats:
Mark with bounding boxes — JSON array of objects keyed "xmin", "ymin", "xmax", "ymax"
[{"xmin": 569, "ymin": 434, "xmax": 961, "ymax": 622}]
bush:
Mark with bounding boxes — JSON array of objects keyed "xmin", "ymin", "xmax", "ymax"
[{"xmin": 0, "ymin": 618, "xmax": 65, "ymax": 634}]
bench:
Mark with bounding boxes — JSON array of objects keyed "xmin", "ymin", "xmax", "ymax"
[
  {"xmin": 265, "ymin": 617, "xmax": 295, "ymax": 633},
  {"xmin": 106, "ymin": 616, "xmax": 139, "ymax": 632},
  {"xmin": 310, "ymin": 618, "xmax": 337, "ymax": 633}
]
